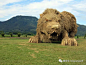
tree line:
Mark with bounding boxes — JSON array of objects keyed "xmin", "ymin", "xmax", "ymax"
[
  {"xmin": 0, "ymin": 31, "xmax": 86, "ymax": 39},
  {"xmin": 76, "ymin": 34, "xmax": 86, "ymax": 39},
  {"xmin": 0, "ymin": 31, "xmax": 35, "ymax": 37}
]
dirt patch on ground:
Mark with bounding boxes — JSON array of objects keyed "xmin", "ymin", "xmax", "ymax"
[
  {"xmin": 19, "ymin": 44, "xmax": 27, "ymax": 46},
  {"xmin": 38, "ymin": 49, "xmax": 49, "ymax": 51},
  {"xmin": 27, "ymin": 48, "xmax": 37, "ymax": 51},
  {"xmin": 30, "ymin": 53, "xmax": 36, "ymax": 58},
  {"xmin": 17, "ymin": 46, "xmax": 21, "ymax": 49},
  {"xmin": 35, "ymin": 51, "xmax": 39, "ymax": 53}
]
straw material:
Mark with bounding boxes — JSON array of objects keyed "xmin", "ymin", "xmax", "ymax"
[{"xmin": 29, "ymin": 8, "xmax": 78, "ymax": 46}]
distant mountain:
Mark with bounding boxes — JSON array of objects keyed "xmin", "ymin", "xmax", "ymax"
[
  {"xmin": 0, "ymin": 15, "xmax": 86, "ymax": 36},
  {"xmin": 77, "ymin": 24, "xmax": 86, "ymax": 36},
  {"xmin": 0, "ymin": 15, "xmax": 38, "ymax": 34}
]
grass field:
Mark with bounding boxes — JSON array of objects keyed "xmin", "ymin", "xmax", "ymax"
[{"xmin": 0, "ymin": 36, "xmax": 86, "ymax": 65}]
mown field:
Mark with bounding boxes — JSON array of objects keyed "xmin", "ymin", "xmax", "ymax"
[{"xmin": 0, "ymin": 36, "xmax": 86, "ymax": 65}]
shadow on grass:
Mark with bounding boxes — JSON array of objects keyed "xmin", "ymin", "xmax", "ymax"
[
  {"xmin": 38, "ymin": 41, "xmax": 61, "ymax": 44},
  {"xmin": 51, "ymin": 41, "xmax": 61, "ymax": 44}
]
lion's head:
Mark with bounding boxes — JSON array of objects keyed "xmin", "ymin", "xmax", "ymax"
[{"xmin": 37, "ymin": 9, "xmax": 64, "ymax": 40}]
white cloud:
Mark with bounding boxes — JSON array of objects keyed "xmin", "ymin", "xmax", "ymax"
[
  {"xmin": 72, "ymin": 1, "xmax": 86, "ymax": 13},
  {"xmin": 71, "ymin": 0, "xmax": 86, "ymax": 24},
  {"xmin": 24, "ymin": 0, "xmax": 74, "ymax": 18},
  {"xmin": 0, "ymin": 0, "xmax": 74, "ymax": 20},
  {"xmin": 0, "ymin": 0, "xmax": 22, "ymax": 6},
  {"xmin": 30, "ymin": 0, "xmax": 35, "ymax": 1},
  {"xmin": 0, "ymin": 0, "xmax": 86, "ymax": 25},
  {"xmin": 27, "ymin": 0, "xmax": 73, "ymax": 9}
]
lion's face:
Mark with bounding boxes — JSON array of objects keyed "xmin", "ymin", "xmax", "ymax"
[{"xmin": 40, "ymin": 13, "xmax": 62, "ymax": 40}]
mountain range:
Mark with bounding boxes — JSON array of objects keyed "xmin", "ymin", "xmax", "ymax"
[
  {"xmin": 0, "ymin": 15, "xmax": 38, "ymax": 34},
  {"xmin": 0, "ymin": 15, "xmax": 86, "ymax": 36}
]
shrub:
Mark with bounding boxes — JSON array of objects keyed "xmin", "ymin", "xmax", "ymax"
[
  {"xmin": 84, "ymin": 34, "xmax": 86, "ymax": 39},
  {"xmin": 77, "ymin": 35, "xmax": 79, "ymax": 38},
  {"xmin": 10, "ymin": 33, "xmax": 13, "ymax": 37},
  {"xmin": 17, "ymin": 33, "xmax": 21, "ymax": 37},
  {"xmin": 1, "ymin": 32, "xmax": 5, "ymax": 37},
  {"xmin": 25, "ymin": 34, "xmax": 27, "ymax": 37}
]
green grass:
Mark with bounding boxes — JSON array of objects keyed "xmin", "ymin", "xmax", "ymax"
[{"xmin": 0, "ymin": 37, "xmax": 86, "ymax": 65}]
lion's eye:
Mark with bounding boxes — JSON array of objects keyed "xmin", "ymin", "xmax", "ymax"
[
  {"xmin": 58, "ymin": 20, "xmax": 60, "ymax": 22},
  {"xmin": 46, "ymin": 19, "xmax": 48, "ymax": 22}
]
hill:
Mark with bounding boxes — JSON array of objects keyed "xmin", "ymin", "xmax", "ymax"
[
  {"xmin": 0, "ymin": 15, "xmax": 38, "ymax": 34},
  {"xmin": 0, "ymin": 15, "xmax": 86, "ymax": 36},
  {"xmin": 77, "ymin": 24, "xmax": 86, "ymax": 36}
]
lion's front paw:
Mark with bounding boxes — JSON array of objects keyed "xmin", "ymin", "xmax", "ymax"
[
  {"xmin": 29, "ymin": 36, "xmax": 38, "ymax": 43},
  {"xmin": 61, "ymin": 37, "xmax": 78, "ymax": 46}
]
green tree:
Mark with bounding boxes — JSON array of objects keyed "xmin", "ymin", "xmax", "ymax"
[
  {"xmin": 84, "ymin": 34, "xmax": 86, "ymax": 39},
  {"xmin": 27, "ymin": 32, "xmax": 31, "ymax": 35},
  {"xmin": 77, "ymin": 35, "xmax": 79, "ymax": 39},
  {"xmin": 1, "ymin": 32, "xmax": 5, "ymax": 37},
  {"xmin": 9, "ymin": 32, "xmax": 13, "ymax": 37},
  {"xmin": 0, "ymin": 31, "xmax": 3, "ymax": 34},
  {"xmin": 25, "ymin": 34, "xmax": 27, "ymax": 37},
  {"xmin": 17, "ymin": 33, "xmax": 21, "ymax": 37},
  {"xmin": 13, "ymin": 32, "xmax": 18, "ymax": 35}
]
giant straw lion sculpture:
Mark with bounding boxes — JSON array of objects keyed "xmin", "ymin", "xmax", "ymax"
[{"xmin": 29, "ymin": 8, "xmax": 78, "ymax": 46}]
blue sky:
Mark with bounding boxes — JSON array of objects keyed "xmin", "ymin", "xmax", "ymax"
[{"xmin": 0, "ymin": 0, "xmax": 86, "ymax": 25}]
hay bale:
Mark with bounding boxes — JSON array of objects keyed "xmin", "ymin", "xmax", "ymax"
[{"xmin": 29, "ymin": 8, "xmax": 78, "ymax": 46}]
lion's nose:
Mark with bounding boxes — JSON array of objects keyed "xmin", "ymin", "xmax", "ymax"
[{"xmin": 51, "ymin": 25, "xmax": 60, "ymax": 29}]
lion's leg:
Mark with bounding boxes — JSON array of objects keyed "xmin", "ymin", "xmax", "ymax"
[
  {"xmin": 61, "ymin": 30, "xmax": 78, "ymax": 46},
  {"xmin": 69, "ymin": 31, "xmax": 76, "ymax": 37},
  {"xmin": 28, "ymin": 36, "xmax": 41, "ymax": 43},
  {"xmin": 41, "ymin": 35, "xmax": 52, "ymax": 43}
]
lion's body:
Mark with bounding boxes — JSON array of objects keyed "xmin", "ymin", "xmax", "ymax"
[{"xmin": 29, "ymin": 9, "xmax": 78, "ymax": 46}]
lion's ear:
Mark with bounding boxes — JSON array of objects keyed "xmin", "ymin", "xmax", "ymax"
[{"xmin": 40, "ymin": 14, "xmax": 44, "ymax": 18}]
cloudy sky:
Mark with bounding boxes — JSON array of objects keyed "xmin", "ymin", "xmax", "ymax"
[{"xmin": 0, "ymin": 0, "xmax": 86, "ymax": 25}]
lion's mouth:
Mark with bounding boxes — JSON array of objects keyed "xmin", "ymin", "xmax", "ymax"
[
  {"xmin": 49, "ymin": 32, "xmax": 58, "ymax": 39},
  {"xmin": 50, "ymin": 32, "xmax": 58, "ymax": 37}
]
